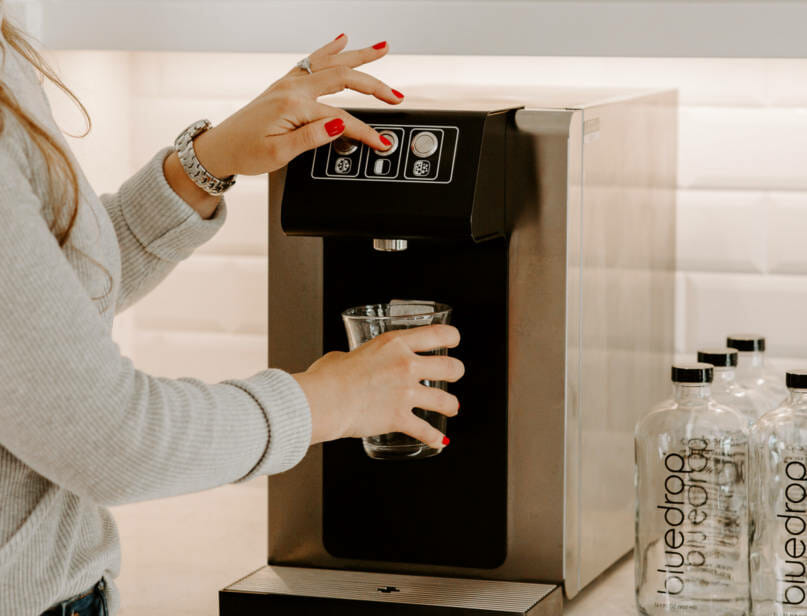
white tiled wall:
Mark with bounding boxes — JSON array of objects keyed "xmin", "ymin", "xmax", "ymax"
[{"xmin": 44, "ymin": 50, "xmax": 807, "ymax": 614}]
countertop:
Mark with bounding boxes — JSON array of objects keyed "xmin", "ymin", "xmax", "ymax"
[
  {"xmin": 112, "ymin": 478, "xmax": 637, "ymax": 615},
  {"xmin": 563, "ymin": 553, "xmax": 634, "ymax": 615}
]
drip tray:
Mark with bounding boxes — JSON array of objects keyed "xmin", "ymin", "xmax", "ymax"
[{"xmin": 220, "ymin": 565, "xmax": 561, "ymax": 616}]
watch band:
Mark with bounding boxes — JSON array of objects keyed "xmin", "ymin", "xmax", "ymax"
[{"xmin": 174, "ymin": 119, "xmax": 236, "ymax": 196}]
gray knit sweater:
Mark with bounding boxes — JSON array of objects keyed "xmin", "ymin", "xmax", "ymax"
[{"xmin": 0, "ymin": 30, "xmax": 312, "ymax": 616}]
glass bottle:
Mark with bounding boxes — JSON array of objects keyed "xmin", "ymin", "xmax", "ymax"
[
  {"xmin": 635, "ymin": 363, "xmax": 749, "ymax": 616},
  {"xmin": 699, "ymin": 347, "xmax": 769, "ymax": 425},
  {"xmin": 728, "ymin": 334, "xmax": 787, "ymax": 410},
  {"xmin": 750, "ymin": 370, "xmax": 807, "ymax": 615}
]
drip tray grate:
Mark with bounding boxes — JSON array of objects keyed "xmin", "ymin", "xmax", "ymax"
[{"xmin": 220, "ymin": 565, "xmax": 561, "ymax": 616}]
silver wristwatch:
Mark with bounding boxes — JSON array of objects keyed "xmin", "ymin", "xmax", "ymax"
[{"xmin": 174, "ymin": 119, "xmax": 236, "ymax": 196}]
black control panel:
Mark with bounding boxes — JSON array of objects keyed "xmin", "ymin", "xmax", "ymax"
[
  {"xmin": 282, "ymin": 108, "xmax": 514, "ymax": 241},
  {"xmin": 312, "ymin": 124, "xmax": 459, "ymax": 183}
]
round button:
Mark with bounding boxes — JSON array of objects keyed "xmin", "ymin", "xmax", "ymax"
[
  {"xmin": 376, "ymin": 131, "xmax": 399, "ymax": 157},
  {"xmin": 411, "ymin": 131, "xmax": 439, "ymax": 158},
  {"xmin": 333, "ymin": 137, "xmax": 358, "ymax": 156}
]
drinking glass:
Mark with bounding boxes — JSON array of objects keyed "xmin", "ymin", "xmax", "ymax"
[{"xmin": 342, "ymin": 301, "xmax": 453, "ymax": 460}]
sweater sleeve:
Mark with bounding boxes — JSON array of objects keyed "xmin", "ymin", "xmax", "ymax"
[
  {"xmin": 100, "ymin": 147, "xmax": 226, "ymax": 312},
  {"xmin": 0, "ymin": 140, "xmax": 312, "ymax": 506}
]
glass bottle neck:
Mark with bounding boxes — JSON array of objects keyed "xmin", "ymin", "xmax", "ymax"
[
  {"xmin": 713, "ymin": 367, "xmax": 737, "ymax": 387},
  {"xmin": 673, "ymin": 383, "xmax": 712, "ymax": 403},
  {"xmin": 735, "ymin": 350, "xmax": 765, "ymax": 378},
  {"xmin": 788, "ymin": 389, "xmax": 807, "ymax": 408}
]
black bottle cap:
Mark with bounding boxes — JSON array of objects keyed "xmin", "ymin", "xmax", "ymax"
[
  {"xmin": 726, "ymin": 334, "xmax": 766, "ymax": 352},
  {"xmin": 786, "ymin": 370, "xmax": 807, "ymax": 389},
  {"xmin": 672, "ymin": 363, "xmax": 714, "ymax": 384},
  {"xmin": 697, "ymin": 348, "xmax": 739, "ymax": 368}
]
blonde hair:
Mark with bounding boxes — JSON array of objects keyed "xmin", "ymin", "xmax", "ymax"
[{"xmin": 0, "ymin": 10, "xmax": 91, "ymax": 247}]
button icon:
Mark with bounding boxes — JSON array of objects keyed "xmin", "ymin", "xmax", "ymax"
[
  {"xmin": 334, "ymin": 157, "xmax": 352, "ymax": 175},
  {"xmin": 373, "ymin": 158, "xmax": 392, "ymax": 176},
  {"xmin": 412, "ymin": 159, "xmax": 431, "ymax": 177}
]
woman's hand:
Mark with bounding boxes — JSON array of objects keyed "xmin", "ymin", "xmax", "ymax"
[
  {"xmin": 164, "ymin": 34, "xmax": 401, "ymax": 217},
  {"xmin": 193, "ymin": 34, "xmax": 403, "ymax": 179},
  {"xmin": 293, "ymin": 325, "xmax": 464, "ymax": 451}
]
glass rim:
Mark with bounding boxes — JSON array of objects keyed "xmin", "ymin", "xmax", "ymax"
[{"xmin": 342, "ymin": 301, "xmax": 452, "ymax": 321}]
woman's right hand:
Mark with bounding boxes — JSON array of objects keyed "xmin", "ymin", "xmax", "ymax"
[
  {"xmin": 292, "ymin": 325, "xmax": 464, "ymax": 450},
  {"xmin": 193, "ymin": 34, "xmax": 402, "ymax": 181}
]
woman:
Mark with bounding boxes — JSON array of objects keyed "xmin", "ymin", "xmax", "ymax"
[{"xmin": 0, "ymin": 6, "xmax": 463, "ymax": 615}]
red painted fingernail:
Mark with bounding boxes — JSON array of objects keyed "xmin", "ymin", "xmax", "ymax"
[
  {"xmin": 380, "ymin": 135, "xmax": 392, "ymax": 147},
  {"xmin": 372, "ymin": 41, "xmax": 387, "ymax": 50},
  {"xmin": 335, "ymin": 33, "xmax": 345, "ymax": 40},
  {"xmin": 442, "ymin": 436, "xmax": 450, "ymax": 446},
  {"xmin": 325, "ymin": 118, "xmax": 345, "ymax": 137},
  {"xmin": 391, "ymin": 89, "xmax": 404, "ymax": 99}
]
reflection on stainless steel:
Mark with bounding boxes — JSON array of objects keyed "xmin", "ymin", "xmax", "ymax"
[
  {"xmin": 373, "ymin": 238, "xmax": 408, "ymax": 252},
  {"xmin": 265, "ymin": 87, "xmax": 677, "ymax": 603}
]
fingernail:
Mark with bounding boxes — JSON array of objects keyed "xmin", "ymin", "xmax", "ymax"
[
  {"xmin": 442, "ymin": 436, "xmax": 450, "ymax": 446},
  {"xmin": 325, "ymin": 118, "xmax": 345, "ymax": 137},
  {"xmin": 372, "ymin": 41, "xmax": 387, "ymax": 50},
  {"xmin": 379, "ymin": 135, "xmax": 392, "ymax": 147},
  {"xmin": 391, "ymin": 88, "xmax": 404, "ymax": 99},
  {"xmin": 335, "ymin": 33, "xmax": 345, "ymax": 40}
]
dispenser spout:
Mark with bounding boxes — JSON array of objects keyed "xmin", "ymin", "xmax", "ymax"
[{"xmin": 373, "ymin": 239, "xmax": 408, "ymax": 252}]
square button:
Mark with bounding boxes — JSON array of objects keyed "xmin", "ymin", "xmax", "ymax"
[
  {"xmin": 403, "ymin": 127, "xmax": 445, "ymax": 181},
  {"xmin": 363, "ymin": 126, "xmax": 405, "ymax": 180}
]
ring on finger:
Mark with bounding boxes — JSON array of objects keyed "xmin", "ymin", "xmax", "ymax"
[{"xmin": 296, "ymin": 56, "xmax": 313, "ymax": 75}]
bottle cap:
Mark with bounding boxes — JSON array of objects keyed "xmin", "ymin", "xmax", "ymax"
[
  {"xmin": 672, "ymin": 363, "xmax": 714, "ymax": 384},
  {"xmin": 697, "ymin": 348, "xmax": 738, "ymax": 368},
  {"xmin": 726, "ymin": 334, "xmax": 766, "ymax": 352},
  {"xmin": 786, "ymin": 370, "xmax": 807, "ymax": 390}
]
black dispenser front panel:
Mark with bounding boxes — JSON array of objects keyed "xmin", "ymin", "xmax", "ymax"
[{"xmin": 321, "ymin": 237, "xmax": 508, "ymax": 569}]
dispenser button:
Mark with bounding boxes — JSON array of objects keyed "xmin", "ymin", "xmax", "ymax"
[
  {"xmin": 411, "ymin": 131, "xmax": 439, "ymax": 158},
  {"xmin": 373, "ymin": 158, "xmax": 392, "ymax": 176},
  {"xmin": 376, "ymin": 131, "xmax": 399, "ymax": 157},
  {"xmin": 333, "ymin": 137, "xmax": 359, "ymax": 156}
]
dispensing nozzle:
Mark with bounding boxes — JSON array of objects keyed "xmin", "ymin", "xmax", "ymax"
[{"xmin": 373, "ymin": 239, "xmax": 408, "ymax": 252}]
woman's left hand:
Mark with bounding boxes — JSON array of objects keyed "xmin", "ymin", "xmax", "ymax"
[{"xmin": 192, "ymin": 35, "xmax": 403, "ymax": 179}]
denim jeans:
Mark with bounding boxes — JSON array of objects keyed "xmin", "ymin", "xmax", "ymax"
[{"xmin": 41, "ymin": 579, "xmax": 108, "ymax": 616}]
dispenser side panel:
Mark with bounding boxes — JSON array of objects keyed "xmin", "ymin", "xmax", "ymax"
[
  {"xmin": 267, "ymin": 167, "xmax": 326, "ymax": 563},
  {"xmin": 267, "ymin": 167, "xmax": 323, "ymax": 373},
  {"xmin": 563, "ymin": 111, "xmax": 584, "ymax": 594},
  {"xmin": 502, "ymin": 112, "xmax": 574, "ymax": 586},
  {"xmin": 573, "ymin": 91, "xmax": 678, "ymax": 593}
]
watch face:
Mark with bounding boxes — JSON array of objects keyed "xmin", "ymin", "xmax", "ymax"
[{"xmin": 190, "ymin": 119, "xmax": 211, "ymax": 139}]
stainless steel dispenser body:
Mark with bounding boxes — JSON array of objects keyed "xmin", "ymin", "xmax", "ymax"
[{"xmin": 259, "ymin": 88, "xmax": 677, "ymax": 601}]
